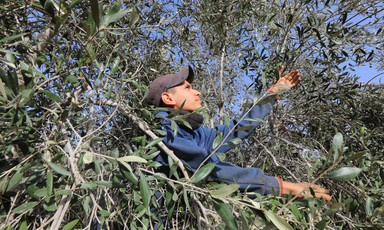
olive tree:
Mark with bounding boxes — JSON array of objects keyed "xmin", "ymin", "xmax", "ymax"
[{"xmin": 1, "ymin": 0, "xmax": 383, "ymax": 229}]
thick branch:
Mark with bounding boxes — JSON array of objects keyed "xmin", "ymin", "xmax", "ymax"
[
  {"xmin": 99, "ymin": 99, "xmax": 190, "ymax": 179},
  {"xmin": 218, "ymin": 45, "xmax": 226, "ymax": 125},
  {"xmin": 26, "ymin": 26, "xmax": 55, "ymax": 66}
]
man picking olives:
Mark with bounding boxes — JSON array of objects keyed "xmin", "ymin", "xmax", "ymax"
[{"xmin": 146, "ymin": 65, "xmax": 331, "ymax": 203}]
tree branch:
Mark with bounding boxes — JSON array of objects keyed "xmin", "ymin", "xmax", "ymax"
[
  {"xmin": 98, "ymin": 99, "xmax": 190, "ymax": 179},
  {"xmin": 255, "ymin": 140, "xmax": 300, "ymax": 182},
  {"xmin": 218, "ymin": 45, "xmax": 226, "ymax": 125}
]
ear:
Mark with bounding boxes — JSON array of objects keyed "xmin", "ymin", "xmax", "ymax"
[{"xmin": 161, "ymin": 92, "xmax": 176, "ymax": 106}]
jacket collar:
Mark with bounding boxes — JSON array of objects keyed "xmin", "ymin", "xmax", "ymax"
[{"xmin": 165, "ymin": 108, "xmax": 204, "ymax": 130}]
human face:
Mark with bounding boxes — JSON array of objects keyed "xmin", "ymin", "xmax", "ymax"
[{"xmin": 167, "ymin": 81, "xmax": 202, "ymax": 112}]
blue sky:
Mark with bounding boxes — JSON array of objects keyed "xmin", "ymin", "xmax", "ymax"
[
  {"xmin": 344, "ymin": 8, "xmax": 384, "ymax": 85},
  {"xmin": 353, "ymin": 64, "xmax": 382, "ymax": 84}
]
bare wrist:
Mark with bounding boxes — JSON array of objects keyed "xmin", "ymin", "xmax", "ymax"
[{"xmin": 281, "ymin": 181, "xmax": 296, "ymax": 195}]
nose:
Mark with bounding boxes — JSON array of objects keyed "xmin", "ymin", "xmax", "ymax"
[{"xmin": 195, "ymin": 89, "xmax": 201, "ymax": 96}]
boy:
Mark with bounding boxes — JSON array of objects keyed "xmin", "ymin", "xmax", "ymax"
[{"xmin": 146, "ymin": 65, "xmax": 331, "ymax": 202}]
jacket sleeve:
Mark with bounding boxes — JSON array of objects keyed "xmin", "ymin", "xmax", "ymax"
[
  {"xmin": 161, "ymin": 125, "xmax": 220, "ymax": 170},
  {"xmin": 208, "ymin": 93, "xmax": 281, "ymax": 195},
  {"xmin": 161, "ymin": 125, "xmax": 281, "ymax": 195},
  {"xmin": 215, "ymin": 93, "xmax": 277, "ymax": 153},
  {"xmin": 211, "ymin": 161, "xmax": 281, "ymax": 195}
]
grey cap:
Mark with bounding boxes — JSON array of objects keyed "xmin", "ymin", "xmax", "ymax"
[{"xmin": 146, "ymin": 66, "xmax": 194, "ymax": 106}]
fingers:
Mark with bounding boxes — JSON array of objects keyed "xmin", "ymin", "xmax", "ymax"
[
  {"xmin": 294, "ymin": 78, "xmax": 301, "ymax": 86},
  {"xmin": 291, "ymin": 71, "xmax": 300, "ymax": 82},
  {"xmin": 275, "ymin": 67, "xmax": 301, "ymax": 89},
  {"xmin": 286, "ymin": 70, "xmax": 299, "ymax": 81},
  {"xmin": 288, "ymin": 71, "xmax": 301, "ymax": 87},
  {"xmin": 307, "ymin": 184, "xmax": 332, "ymax": 203},
  {"xmin": 314, "ymin": 187, "xmax": 330, "ymax": 195},
  {"xmin": 279, "ymin": 65, "xmax": 285, "ymax": 77},
  {"xmin": 288, "ymin": 182, "xmax": 332, "ymax": 203},
  {"xmin": 293, "ymin": 73, "xmax": 301, "ymax": 85},
  {"xmin": 315, "ymin": 192, "xmax": 332, "ymax": 204},
  {"xmin": 309, "ymin": 183, "xmax": 330, "ymax": 194},
  {"xmin": 307, "ymin": 183, "xmax": 329, "ymax": 194}
]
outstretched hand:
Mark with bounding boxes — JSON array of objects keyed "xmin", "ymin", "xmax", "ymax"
[
  {"xmin": 269, "ymin": 65, "xmax": 301, "ymax": 92},
  {"xmin": 282, "ymin": 181, "xmax": 332, "ymax": 203}
]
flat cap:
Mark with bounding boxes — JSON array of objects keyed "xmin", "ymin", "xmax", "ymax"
[{"xmin": 146, "ymin": 66, "xmax": 194, "ymax": 106}]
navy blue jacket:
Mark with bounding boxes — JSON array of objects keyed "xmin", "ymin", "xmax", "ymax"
[{"xmin": 156, "ymin": 94, "xmax": 282, "ymax": 195}]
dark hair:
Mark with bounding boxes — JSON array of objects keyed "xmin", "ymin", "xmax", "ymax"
[{"xmin": 159, "ymin": 87, "xmax": 176, "ymax": 107}]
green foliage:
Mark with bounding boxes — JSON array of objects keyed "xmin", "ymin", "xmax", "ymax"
[
  {"xmin": 210, "ymin": 184, "xmax": 240, "ymax": 199},
  {"xmin": 213, "ymin": 199, "xmax": 238, "ymax": 230},
  {"xmin": 190, "ymin": 163, "xmax": 216, "ymax": 184},
  {"xmin": 1, "ymin": 0, "xmax": 383, "ymax": 229},
  {"xmin": 328, "ymin": 167, "xmax": 362, "ymax": 181},
  {"xmin": 263, "ymin": 209, "xmax": 293, "ymax": 230}
]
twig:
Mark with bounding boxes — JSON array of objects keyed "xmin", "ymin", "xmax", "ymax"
[
  {"xmin": 0, "ymin": 153, "xmax": 37, "ymax": 179},
  {"xmin": 366, "ymin": 71, "xmax": 384, "ymax": 84},
  {"xmin": 36, "ymin": 216, "xmax": 55, "ymax": 230},
  {"xmin": 276, "ymin": 136, "xmax": 312, "ymax": 168},
  {"xmin": 85, "ymin": 205, "xmax": 98, "ymax": 230},
  {"xmin": 138, "ymin": 168, "xmax": 205, "ymax": 194},
  {"xmin": 80, "ymin": 106, "xmax": 119, "ymax": 143},
  {"xmin": 256, "ymin": 140, "xmax": 300, "ymax": 182},
  {"xmin": 83, "ymin": 27, "xmax": 104, "ymax": 47},
  {"xmin": 4, "ymin": 191, "xmax": 20, "ymax": 226}
]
